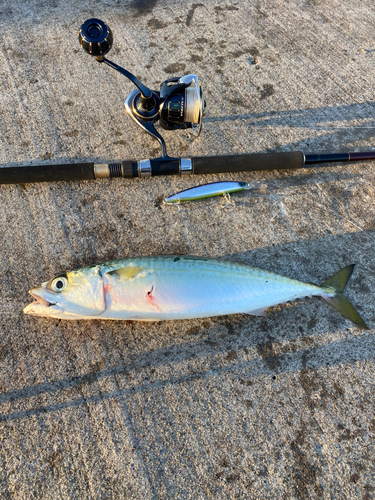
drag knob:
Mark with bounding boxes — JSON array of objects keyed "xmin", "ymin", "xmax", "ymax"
[{"xmin": 78, "ymin": 19, "xmax": 113, "ymax": 60}]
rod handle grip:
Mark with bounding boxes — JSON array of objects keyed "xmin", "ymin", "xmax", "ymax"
[
  {"xmin": 0, "ymin": 163, "xmax": 95, "ymax": 185},
  {"xmin": 192, "ymin": 151, "xmax": 304, "ymax": 174}
]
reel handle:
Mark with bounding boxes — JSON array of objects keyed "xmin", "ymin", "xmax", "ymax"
[
  {"xmin": 78, "ymin": 19, "xmax": 113, "ymax": 60},
  {"xmin": 79, "ymin": 18, "xmax": 153, "ymax": 100}
]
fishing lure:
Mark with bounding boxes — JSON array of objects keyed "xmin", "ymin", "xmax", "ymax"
[
  {"xmin": 164, "ymin": 181, "xmax": 266, "ymax": 204},
  {"xmin": 24, "ymin": 255, "xmax": 367, "ymax": 328}
]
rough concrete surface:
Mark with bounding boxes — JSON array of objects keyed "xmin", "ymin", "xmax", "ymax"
[{"xmin": 0, "ymin": 0, "xmax": 374, "ymax": 498}]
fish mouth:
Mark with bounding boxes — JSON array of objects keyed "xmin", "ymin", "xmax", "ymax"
[
  {"xmin": 30, "ymin": 292, "xmax": 56, "ymax": 308},
  {"xmin": 24, "ymin": 289, "xmax": 58, "ymax": 315}
]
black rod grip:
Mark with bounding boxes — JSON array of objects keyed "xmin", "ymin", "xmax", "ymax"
[
  {"xmin": 192, "ymin": 151, "xmax": 304, "ymax": 175},
  {"xmin": 0, "ymin": 163, "xmax": 95, "ymax": 185}
]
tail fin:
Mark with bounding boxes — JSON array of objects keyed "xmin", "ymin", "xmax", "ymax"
[{"xmin": 321, "ymin": 264, "xmax": 368, "ymax": 329}]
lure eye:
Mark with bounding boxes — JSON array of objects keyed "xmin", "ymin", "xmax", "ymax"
[{"xmin": 50, "ymin": 276, "xmax": 68, "ymax": 292}]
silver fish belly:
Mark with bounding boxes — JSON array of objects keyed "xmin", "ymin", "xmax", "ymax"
[
  {"xmin": 99, "ymin": 257, "xmax": 319, "ymax": 320},
  {"xmin": 23, "ymin": 255, "xmax": 368, "ymax": 328}
]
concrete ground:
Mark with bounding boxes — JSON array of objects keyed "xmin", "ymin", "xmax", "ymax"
[{"xmin": 0, "ymin": 0, "xmax": 374, "ymax": 498}]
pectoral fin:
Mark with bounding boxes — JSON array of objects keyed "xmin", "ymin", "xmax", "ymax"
[{"xmin": 106, "ymin": 267, "xmax": 145, "ymax": 281}]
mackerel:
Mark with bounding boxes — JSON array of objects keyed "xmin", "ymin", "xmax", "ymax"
[{"xmin": 23, "ymin": 255, "xmax": 368, "ymax": 328}]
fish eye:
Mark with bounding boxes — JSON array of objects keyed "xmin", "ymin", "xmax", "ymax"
[{"xmin": 50, "ymin": 276, "xmax": 68, "ymax": 292}]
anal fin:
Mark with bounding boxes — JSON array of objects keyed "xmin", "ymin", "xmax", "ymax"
[{"xmin": 246, "ymin": 307, "xmax": 267, "ymax": 317}]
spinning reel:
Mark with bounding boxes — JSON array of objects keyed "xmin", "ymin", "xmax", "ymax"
[
  {"xmin": 78, "ymin": 18, "xmax": 206, "ymax": 160},
  {"xmin": 0, "ymin": 19, "xmax": 374, "ymax": 186}
]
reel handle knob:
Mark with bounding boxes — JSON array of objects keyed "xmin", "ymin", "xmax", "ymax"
[{"xmin": 78, "ymin": 19, "xmax": 113, "ymax": 60}]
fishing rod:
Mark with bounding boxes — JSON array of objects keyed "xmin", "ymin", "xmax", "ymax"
[{"xmin": 1, "ymin": 18, "xmax": 374, "ymax": 185}]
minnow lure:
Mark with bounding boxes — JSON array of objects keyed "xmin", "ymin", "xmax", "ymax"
[
  {"xmin": 164, "ymin": 181, "xmax": 266, "ymax": 204},
  {"xmin": 24, "ymin": 255, "xmax": 367, "ymax": 328}
]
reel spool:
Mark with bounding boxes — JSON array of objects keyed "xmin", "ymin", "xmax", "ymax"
[
  {"xmin": 79, "ymin": 18, "xmax": 206, "ymax": 158},
  {"xmin": 159, "ymin": 75, "xmax": 204, "ymax": 137}
]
